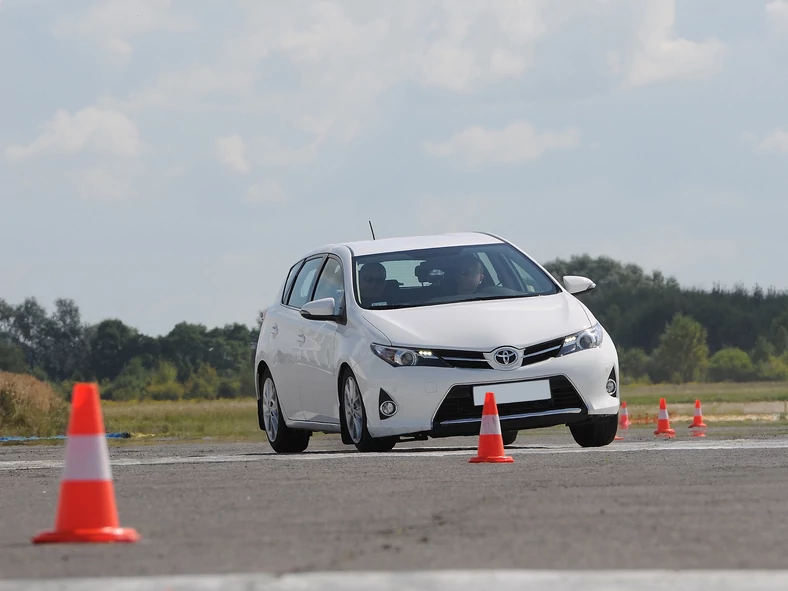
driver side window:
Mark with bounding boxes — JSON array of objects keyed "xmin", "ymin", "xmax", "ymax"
[{"xmin": 311, "ymin": 257, "xmax": 345, "ymax": 316}]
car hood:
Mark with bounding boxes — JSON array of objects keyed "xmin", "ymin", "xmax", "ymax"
[{"xmin": 361, "ymin": 293, "xmax": 592, "ymax": 351}]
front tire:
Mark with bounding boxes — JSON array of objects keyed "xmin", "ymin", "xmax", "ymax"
[
  {"xmin": 502, "ymin": 430, "xmax": 518, "ymax": 446},
  {"xmin": 259, "ymin": 369, "xmax": 310, "ymax": 453},
  {"xmin": 340, "ymin": 370, "xmax": 397, "ymax": 453},
  {"xmin": 569, "ymin": 414, "xmax": 618, "ymax": 447}
]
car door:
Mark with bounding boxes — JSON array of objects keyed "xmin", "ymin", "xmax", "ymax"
[
  {"xmin": 296, "ymin": 255, "xmax": 344, "ymax": 425},
  {"xmin": 275, "ymin": 254, "xmax": 326, "ymax": 422}
]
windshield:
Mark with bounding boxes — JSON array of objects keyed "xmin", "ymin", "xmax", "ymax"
[{"xmin": 353, "ymin": 243, "xmax": 560, "ymax": 310}]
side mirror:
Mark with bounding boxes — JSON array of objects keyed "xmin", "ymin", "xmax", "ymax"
[
  {"xmin": 300, "ymin": 297, "xmax": 338, "ymax": 320},
  {"xmin": 562, "ymin": 275, "xmax": 596, "ymax": 295}
]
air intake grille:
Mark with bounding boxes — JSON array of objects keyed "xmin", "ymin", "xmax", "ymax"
[{"xmin": 433, "ymin": 375, "xmax": 585, "ymax": 424}]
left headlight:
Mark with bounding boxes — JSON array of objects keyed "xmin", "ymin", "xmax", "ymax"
[{"xmin": 558, "ymin": 323, "xmax": 603, "ymax": 356}]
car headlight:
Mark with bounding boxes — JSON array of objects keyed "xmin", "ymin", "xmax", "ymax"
[
  {"xmin": 370, "ymin": 344, "xmax": 449, "ymax": 368},
  {"xmin": 558, "ymin": 323, "xmax": 603, "ymax": 356}
]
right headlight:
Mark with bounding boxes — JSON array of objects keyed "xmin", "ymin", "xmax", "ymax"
[
  {"xmin": 370, "ymin": 344, "xmax": 450, "ymax": 368},
  {"xmin": 558, "ymin": 323, "xmax": 603, "ymax": 356}
]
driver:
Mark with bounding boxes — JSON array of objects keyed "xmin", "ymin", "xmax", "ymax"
[
  {"xmin": 451, "ymin": 254, "xmax": 485, "ymax": 295},
  {"xmin": 358, "ymin": 262, "xmax": 387, "ymax": 304}
]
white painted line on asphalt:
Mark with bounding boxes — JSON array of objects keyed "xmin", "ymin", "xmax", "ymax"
[
  {"xmin": 2, "ymin": 438, "xmax": 788, "ymax": 471},
  {"xmin": 2, "ymin": 570, "xmax": 788, "ymax": 591}
]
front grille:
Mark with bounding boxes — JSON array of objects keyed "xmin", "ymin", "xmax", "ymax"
[
  {"xmin": 429, "ymin": 349, "xmax": 491, "ymax": 369},
  {"xmin": 521, "ymin": 337, "xmax": 564, "ymax": 367},
  {"xmin": 429, "ymin": 336, "xmax": 565, "ymax": 370},
  {"xmin": 433, "ymin": 375, "xmax": 585, "ymax": 424}
]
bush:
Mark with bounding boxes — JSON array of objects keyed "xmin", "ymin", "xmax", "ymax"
[
  {"xmin": 708, "ymin": 347, "xmax": 755, "ymax": 382},
  {"xmin": 0, "ymin": 372, "xmax": 69, "ymax": 437}
]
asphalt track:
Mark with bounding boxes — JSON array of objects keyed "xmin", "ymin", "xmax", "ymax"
[{"xmin": 2, "ymin": 428, "xmax": 788, "ymax": 589}]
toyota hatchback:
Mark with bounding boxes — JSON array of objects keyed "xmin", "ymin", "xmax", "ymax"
[{"xmin": 254, "ymin": 231, "xmax": 620, "ymax": 453}]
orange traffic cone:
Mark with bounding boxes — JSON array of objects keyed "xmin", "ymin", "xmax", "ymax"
[
  {"xmin": 689, "ymin": 399, "xmax": 707, "ymax": 437},
  {"xmin": 689, "ymin": 399, "xmax": 707, "ymax": 429},
  {"xmin": 32, "ymin": 383, "xmax": 140, "ymax": 544},
  {"xmin": 469, "ymin": 391, "xmax": 514, "ymax": 463},
  {"xmin": 654, "ymin": 398, "xmax": 675, "ymax": 437},
  {"xmin": 619, "ymin": 401, "xmax": 631, "ymax": 430}
]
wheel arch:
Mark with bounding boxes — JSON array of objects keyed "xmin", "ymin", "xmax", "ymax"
[{"xmin": 256, "ymin": 360, "xmax": 271, "ymax": 400}]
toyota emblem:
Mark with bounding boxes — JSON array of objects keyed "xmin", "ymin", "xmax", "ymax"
[{"xmin": 493, "ymin": 347, "xmax": 518, "ymax": 366}]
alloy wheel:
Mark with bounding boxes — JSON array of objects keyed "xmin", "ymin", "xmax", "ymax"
[
  {"xmin": 343, "ymin": 377, "xmax": 364, "ymax": 444},
  {"xmin": 262, "ymin": 377, "xmax": 279, "ymax": 442}
]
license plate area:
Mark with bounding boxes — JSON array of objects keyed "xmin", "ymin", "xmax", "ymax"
[{"xmin": 472, "ymin": 379, "xmax": 551, "ymax": 406}]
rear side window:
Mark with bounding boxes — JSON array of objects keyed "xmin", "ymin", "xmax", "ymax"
[
  {"xmin": 281, "ymin": 260, "xmax": 304, "ymax": 304},
  {"xmin": 286, "ymin": 256, "xmax": 325, "ymax": 309}
]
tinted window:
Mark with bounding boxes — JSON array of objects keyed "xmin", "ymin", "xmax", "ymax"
[
  {"xmin": 354, "ymin": 243, "xmax": 559, "ymax": 310},
  {"xmin": 286, "ymin": 256, "xmax": 324, "ymax": 309},
  {"xmin": 312, "ymin": 257, "xmax": 345, "ymax": 315}
]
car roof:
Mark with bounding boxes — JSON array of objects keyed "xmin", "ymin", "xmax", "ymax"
[{"xmin": 304, "ymin": 231, "xmax": 505, "ymax": 259}]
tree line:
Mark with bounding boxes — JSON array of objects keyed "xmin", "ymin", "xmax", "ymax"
[{"xmin": 2, "ymin": 254, "xmax": 788, "ymax": 401}]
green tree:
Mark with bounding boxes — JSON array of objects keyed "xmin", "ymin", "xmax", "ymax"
[
  {"xmin": 90, "ymin": 319, "xmax": 137, "ymax": 381},
  {"xmin": 707, "ymin": 347, "xmax": 755, "ymax": 382},
  {"xmin": 651, "ymin": 313, "xmax": 709, "ymax": 383},
  {"xmin": 0, "ymin": 342, "xmax": 27, "ymax": 373},
  {"xmin": 619, "ymin": 348, "xmax": 651, "ymax": 383}
]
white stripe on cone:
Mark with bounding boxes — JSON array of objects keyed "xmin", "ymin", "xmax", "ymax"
[
  {"xmin": 695, "ymin": 407, "xmax": 702, "ymax": 416},
  {"xmin": 62, "ymin": 435, "xmax": 113, "ymax": 481},
  {"xmin": 480, "ymin": 413, "xmax": 502, "ymax": 435},
  {"xmin": 658, "ymin": 408, "xmax": 669, "ymax": 420}
]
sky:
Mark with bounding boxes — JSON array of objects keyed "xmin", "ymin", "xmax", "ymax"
[{"xmin": 2, "ymin": 0, "xmax": 788, "ymax": 337}]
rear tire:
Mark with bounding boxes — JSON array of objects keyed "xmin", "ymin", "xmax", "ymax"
[
  {"xmin": 569, "ymin": 414, "xmax": 618, "ymax": 447},
  {"xmin": 340, "ymin": 369, "xmax": 397, "ymax": 453},
  {"xmin": 258, "ymin": 369, "xmax": 310, "ymax": 453},
  {"xmin": 501, "ymin": 430, "xmax": 518, "ymax": 446}
]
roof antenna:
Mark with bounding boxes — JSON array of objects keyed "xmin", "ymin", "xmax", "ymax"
[{"xmin": 368, "ymin": 220, "xmax": 376, "ymax": 240}]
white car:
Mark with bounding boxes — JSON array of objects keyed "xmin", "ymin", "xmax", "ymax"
[{"xmin": 254, "ymin": 231, "xmax": 620, "ymax": 453}]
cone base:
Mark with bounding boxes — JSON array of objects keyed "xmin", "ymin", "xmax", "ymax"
[
  {"xmin": 614, "ymin": 435, "xmax": 624, "ymax": 440},
  {"xmin": 689, "ymin": 423, "xmax": 707, "ymax": 429},
  {"xmin": 469, "ymin": 455, "xmax": 514, "ymax": 463},
  {"xmin": 33, "ymin": 527, "xmax": 140, "ymax": 544},
  {"xmin": 654, "ymin": 429, "xmax": 675, "ymax": 437}
]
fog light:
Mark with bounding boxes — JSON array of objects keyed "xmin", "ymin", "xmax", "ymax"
[
  {"xmin": 606, "ymin": 379, "xmax": 617, "ymax": 395},
  {"xmin": 380, "ymin": 401, "xmax": 397, "ymax": 417}
]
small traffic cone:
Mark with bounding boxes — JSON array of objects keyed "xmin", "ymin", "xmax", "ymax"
[
  {"xmin": 32, "ymin": 383, "xmax": 140, "ymax": 544},
  {"xmin": 619, "ymin": 401, "xmax": 631, "ymax": 430},
  {"xmin": 689, "ymin": 399, "xmax": 707, "ymax": 429},
  {"xmin": 469, "ymin": 391, "xmax": 513, "ymax": 463},
  {"xmin": 653, "ymin": 397, "xmax": 675, "ymax": 438}
]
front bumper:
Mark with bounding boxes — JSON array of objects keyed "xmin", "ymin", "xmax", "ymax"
[{"xmin": 351, "ymin": 335, "xmax": 620, "ymax": 439}]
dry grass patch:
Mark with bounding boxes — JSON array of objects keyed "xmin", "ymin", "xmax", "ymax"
[{"xmin": 0, "ymin": 372, "xmax": 69, "ymax": 437}]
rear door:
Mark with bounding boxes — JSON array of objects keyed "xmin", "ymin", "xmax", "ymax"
[{"xmin": 275, "ymin": 254, "xmax": 326, "ymax": 422}]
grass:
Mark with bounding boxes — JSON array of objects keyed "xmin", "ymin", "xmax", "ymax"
[
  {"xmin": 4, "ymin": 377, "xmax": 788, "ymax": 443},
  {"xmin": 619, "ymin": 381, "xmax": 788, "ymax": 406},
  {"xmin": 102, "ymin": 398, "xmax": 261, "ymax": 442},
  {"xmin": 0, "ymin": 372, "xmax": 68, "ymax": 437}
]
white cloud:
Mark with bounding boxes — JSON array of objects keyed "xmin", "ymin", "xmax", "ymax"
[
  {"xmin": 243, "ymin": 180, "xmax": 288, "ymax": 206},
  {"xmin": 4, "ymin": 107, "xmax": 140, "ymax": 160},
  {"xmin": 757, "ymin": 129, "xmax": 788, "ymax": 153},
  {"xmin": 423, "ymin": 120, "xmax": 581, "ymax": 168},
  {"xmin": 103, "ymin": 1, "xmax": 563, "ymax": 163},
  {"xmin": 619, "ymin": 0, "xmax": 726, "ymax": 88},
  {"xmin": 767, "ymin": 1, "xmax": 788, "ymax": 32},
  {"xmin": 215, "ymin": 134, "xmax": 250, "ymax": 173},
  {"xmin": 53, "ymin": 0, "xmax": 198, "ymax": 65},
  {"xmin": 78, "ymin": 168, "xmax": 133, "ymax": 202}
]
